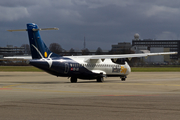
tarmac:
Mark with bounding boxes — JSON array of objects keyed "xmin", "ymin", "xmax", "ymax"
[{"xmin": 0, "ymin": 72, "xmax": 180, "ymax": 120}]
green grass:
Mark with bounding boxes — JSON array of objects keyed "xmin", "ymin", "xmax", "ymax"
[
  {"xmin": 131, "ymin": 67, "xmax": 180, "ymax": 72},
  {"xmin": 0, "ymin": 66, "xmax": 179, "ymax": 72}
]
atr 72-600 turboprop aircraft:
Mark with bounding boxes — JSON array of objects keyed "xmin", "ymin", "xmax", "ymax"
[{"xmin": 8, "ymin": 23, "xmax": 177, "ymax": 83}]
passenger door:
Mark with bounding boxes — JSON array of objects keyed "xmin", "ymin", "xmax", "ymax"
[{"xmin": 64, "ymin": 63, "xmax": 69, "ymax": 74}]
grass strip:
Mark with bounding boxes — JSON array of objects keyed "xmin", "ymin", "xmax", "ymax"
[{"xmin": 131, "ymin": 67, "xmax": 180, "ymax": 72}]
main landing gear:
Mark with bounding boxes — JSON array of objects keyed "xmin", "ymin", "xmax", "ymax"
[
  {"xmin": 96, "ymin": 77, "xmax": 104, "ymax": 82},
  {"xmin": 70, "ymin": 77, "xmax": 77, "ymax": 83}
]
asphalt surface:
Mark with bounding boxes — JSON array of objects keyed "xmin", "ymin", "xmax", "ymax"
[{"xmin": 0, "ymin": 72, "xmax": 180, "ymax": 120}]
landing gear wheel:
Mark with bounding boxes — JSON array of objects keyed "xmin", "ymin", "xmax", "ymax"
[
  {"xmin": 121, "ymin": 78, "xmax": 126, "ymax": 81},
  {"xmin": 97, "ymin": 77, "xmax": 104, "ymax": 82},
  {"xmin": 120, "ymin": 76, "xmax": 126, "ymax": 81},
  {"xmin": 71, "ymin": 77, "xmax": 77, "ymax": 83}
]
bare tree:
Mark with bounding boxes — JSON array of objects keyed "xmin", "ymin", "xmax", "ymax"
[
  {"xmin": 82, "ymin": 48, "xmax": 89, "ymax": 55},
  {"xmin": 49, "ymin": 43, "xmax": 62, "ymax": 54},
  {"xmin": 69, "ymin": 48, "xmax": 75, "ymax": 55},
  {"xmin": 95, "ymin": 47, "xmax": 103, "ymax": 55}
]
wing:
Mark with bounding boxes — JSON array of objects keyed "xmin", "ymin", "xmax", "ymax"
[
  {"xmin": 68, "ymin": 52, "xmax": 178, "ymax": 62},
  {"xmin": 3, "ymin": 52, "xmax": 177, "ymax": 61},
  {"xmin": 3, "ymin": 56, "xmax": 32, "ymax": 60}
]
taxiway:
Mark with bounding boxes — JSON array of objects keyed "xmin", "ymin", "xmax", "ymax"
[{"xmin": 0, "ymin": 72, "xmax": 180, "ymax": 120}]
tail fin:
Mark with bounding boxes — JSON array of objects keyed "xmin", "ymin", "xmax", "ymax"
[{"xmin": 8, "ymin": 23, "xmax": 60, "ymax": 59}]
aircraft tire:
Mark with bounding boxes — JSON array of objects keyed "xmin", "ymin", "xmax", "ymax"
[
  {"xmin": 97, "ymin": 77, "xmax": 104, "ymax": 82},
  {"xmin": 121, "ymin": 78, "xmax": 126, "ymax": 81},
  {"xmin": 71, "ymin": 77, "xmax": 77, "ymax": 83}
]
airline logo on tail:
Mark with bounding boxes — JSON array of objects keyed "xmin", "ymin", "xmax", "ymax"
[{"xmin": 44, "ymin": 52, "xmax": 48, "ymax": 58}]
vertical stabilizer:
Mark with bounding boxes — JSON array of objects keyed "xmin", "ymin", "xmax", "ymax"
[{"xmin": 26, "ymin": 23, "xmax": 60, "ymax": 59}]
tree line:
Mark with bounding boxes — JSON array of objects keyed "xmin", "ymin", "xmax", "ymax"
[{"xmin": 21, "ymin": 43, "xmax": 106, "ymax": 55}]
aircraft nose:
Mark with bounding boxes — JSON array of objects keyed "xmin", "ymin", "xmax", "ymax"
[{"xmin": 125, "ymin": 62, "xmax": 131, "ymax": 75}]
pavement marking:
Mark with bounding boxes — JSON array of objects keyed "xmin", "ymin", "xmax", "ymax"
[
  {"xmin": 8, "ymin": 87, "xmax": 97, "ymax": 93},
  {"xmin": 3, "ymin": 84, "xmax": 27, "ymax": 88},
  {"xmin": 1, "ymin": 82, "xmax": 180, "ymax": 94},
  {"xmin": 2, "ymin": 84, "xmax": 102, "ymax": 94},
  {"xmin": 0, "ymin": 88, "xmax": 12, "ymax": 90},
  {"xmin": 117, "ymin": 83, "xmax": 180, "ymax": 87},
  {"xmin": 101, "ymin": 94, "xmax": 160, "ymax": 97}
]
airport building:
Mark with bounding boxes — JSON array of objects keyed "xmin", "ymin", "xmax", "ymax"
[
  {"xmin": 131, "ymin": 46, "xmax": 171, "ymax": 63},
  {"xmin": 110, "ymin": 42, "xmax": 132, "ymax": 54},
  {"xmin": 0, "ymin": 45, "xmax": 25, "ymax": 56},
  {"xmin": 132, "ymin": 34, "xmax": 180, "ymax": 60}
]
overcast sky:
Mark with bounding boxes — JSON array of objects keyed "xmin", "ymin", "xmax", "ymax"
[{"xmin": 1, "ymin": 0, "xmax": 180, "ymax": 50}]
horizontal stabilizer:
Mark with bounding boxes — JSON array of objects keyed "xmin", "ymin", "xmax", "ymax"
[
  {"xmin": 4, "ymin": 56, "xmax": 32, "ymax": 60},
  {"xmin": 7, "ymin": 28, "xmax": 59, "ymax": 32},
  {"xmin": 32, "ymin": 28, "xmax": 59, "ymax": 31},
  {"xmin": 39, "ymin": 28, "xmax": 59, "ymax": 31},
  {"xmin": 7, "ymin": 29, "xmax": 27, "ymax": 32}
]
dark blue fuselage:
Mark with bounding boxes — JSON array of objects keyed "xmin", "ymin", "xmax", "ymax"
[{"xmin": 29, "ymin": 57, "xmax": 100, "ymax": 79}]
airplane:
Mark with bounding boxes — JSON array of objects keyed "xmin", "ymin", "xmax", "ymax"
[{"xmin": 7, "ymin": 23, "xmax": 177, "ymax": 83}]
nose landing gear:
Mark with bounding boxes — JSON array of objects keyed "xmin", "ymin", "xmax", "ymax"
[{"xmin": 120, "ymin": 76, "xmax": 126, "ymax": 81}]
